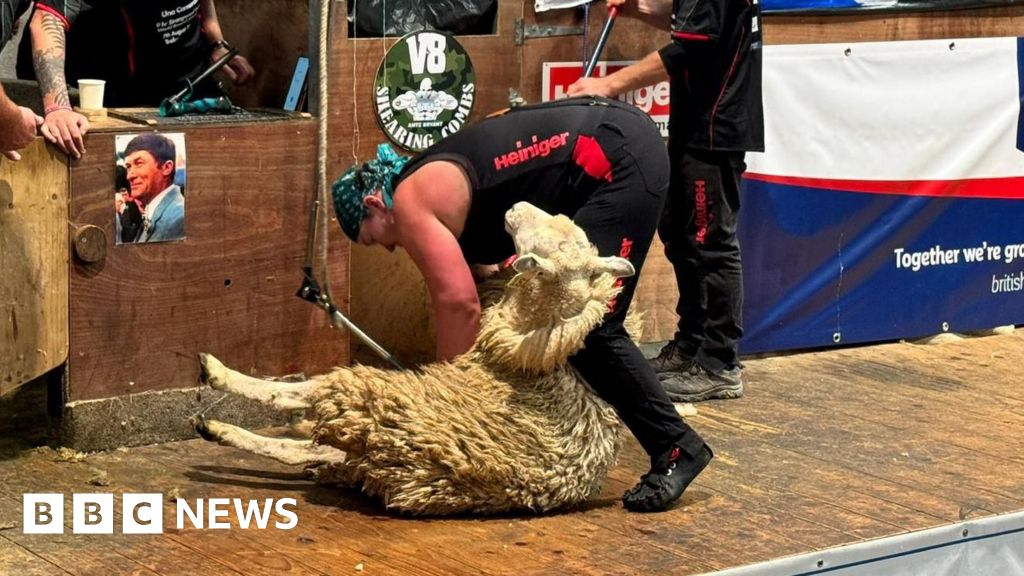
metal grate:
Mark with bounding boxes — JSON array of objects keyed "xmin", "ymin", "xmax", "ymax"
[{"xmin": 115, "ymin": 107, "xmax": 298, "ymax": 126}]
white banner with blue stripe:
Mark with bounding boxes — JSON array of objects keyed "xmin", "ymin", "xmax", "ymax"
[{"xmin": 740, "ymin": 37, "xmax": 1024, "ymax": 353}]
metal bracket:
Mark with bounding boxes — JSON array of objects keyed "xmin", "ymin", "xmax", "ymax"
[{"xmin": 514, "ymin": 18, "xmax": 585, "ymax": 46}]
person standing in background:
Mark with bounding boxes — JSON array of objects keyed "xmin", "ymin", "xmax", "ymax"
[
  {"xmin": 0, "ymin": 82, "xmax": 42, "ymax": 160},
  {"xmin": 16, "ymin": 0, "xmax": 254, "ymax": 108},
  {"xmin": 568, "ymin": 0, "xmax": 764, "ymax": 402}
]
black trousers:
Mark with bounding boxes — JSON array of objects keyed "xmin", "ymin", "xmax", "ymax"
[
  {"xmin": 661, "ymin": 147, "xmax": 746, "ymax": 372},
  {"xmin": 567, "ymin": 119, "xmax": 706, "ymax": 465}
]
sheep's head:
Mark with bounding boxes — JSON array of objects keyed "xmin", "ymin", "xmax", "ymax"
[{"xmin": 473, "ymin": 202, "xmax": 635, "ymax": 373}]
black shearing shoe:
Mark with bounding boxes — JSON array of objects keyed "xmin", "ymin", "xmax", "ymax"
[{"xmin": 622, "ymin": 444, "xmax": 713, "ymax": 513}]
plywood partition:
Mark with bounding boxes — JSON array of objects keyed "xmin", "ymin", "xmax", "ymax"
[
  {"xmin": 213, "ymin": 0, "xmax": 312, "ymax": 109},
  {"xmin": 67, "ymin": 120, "xmax": 346, "ymax": 402},
  {"xmin": 518, "ymin": 3, "xmax": 665, "ymax": 101},
  {"xmin": 330, "ymin": 1, "xmax": 525, "ymax": 365},
  {"xmin": 0, "ymin": 140, "xmax": 69, "ymax": 396}
]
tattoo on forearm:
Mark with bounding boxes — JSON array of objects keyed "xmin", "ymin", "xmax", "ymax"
[
  {"xmin": 33, "ymin": 14, "xmax": 70, "ymax": 108},
  {"xmin": 34, "ymin": 48, "xmax": 70, "ymax": 108},
  {"xmin": 39, "ymin": 15, "xmax": 66, "ymax": 50}
]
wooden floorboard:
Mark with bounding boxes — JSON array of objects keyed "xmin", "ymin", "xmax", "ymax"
[
  {"xmin": 0, "ymin": 534, "xmax": 70, "ymax": 576},
  {"xmin": 0, "ymin": 454, "xmax": 246, "ymax": 576},
  {"xmin": 707, "ymin": 381, "xmax": 1024, "ymax": 510},
  {"xmin": 0, "ymin": 330, "xmax": 1022, "ymax": 575}
]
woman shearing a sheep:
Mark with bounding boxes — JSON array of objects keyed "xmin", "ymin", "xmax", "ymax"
[{"xmin": 333, "ymin": 96, "xmax": 713, "ymax": 513}]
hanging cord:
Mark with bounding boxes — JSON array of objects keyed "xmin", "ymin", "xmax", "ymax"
[
  {"xmin": 316, "ymin": 0, "xmax": 332, "ymax": 303},
  {"xmin": 351, "ymin": 0, "xmax": 361, "ymax": 162},
  {"xmin": 300, "ymin": 0, "xmax": 332, "ymax": 288}
]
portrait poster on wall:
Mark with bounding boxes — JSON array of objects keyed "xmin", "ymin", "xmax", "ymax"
[{"xmin": 114, "ymin": 132, "xmax": 187, "ymax": 245}]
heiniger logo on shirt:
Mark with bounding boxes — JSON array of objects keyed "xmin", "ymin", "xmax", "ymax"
[{"xmin": 493, "ymin": 132, "xmax": 571, "ymax": 171}]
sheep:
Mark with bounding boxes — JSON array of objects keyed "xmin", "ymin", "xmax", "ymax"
[{"xmin": 192, "ymin": 201, "xmax": 637, "ymax": 515}]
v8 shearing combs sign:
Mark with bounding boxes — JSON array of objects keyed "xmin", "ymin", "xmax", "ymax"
[
  {"xmin": 374, "ymin": 31, "xmax": 476, "ymax": 152},
  {"xmin": 372, "ymin": 30, "xmax": 475, "ymax": 151}
]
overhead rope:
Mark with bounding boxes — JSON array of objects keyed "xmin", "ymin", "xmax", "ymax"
[{"xmin": 316, "ymin": 0, "xmax": 331, "ymax": 304}]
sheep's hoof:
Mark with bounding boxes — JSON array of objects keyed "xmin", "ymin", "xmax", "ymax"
[
  {"xmin": 198, "ymin": 353, "xmax": 212, "ymax": 384},
  {"xmin": 191, "ymin": 415, "xmax": 217, "ymax": 442},
  {"xmin": 198, "ymin": 353, "xmax": 226, "ymax": 389}
]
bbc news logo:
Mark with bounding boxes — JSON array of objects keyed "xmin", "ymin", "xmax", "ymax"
[{"xmin": 23, "ymin": 494, "xmax": 298, "ymax": 534}]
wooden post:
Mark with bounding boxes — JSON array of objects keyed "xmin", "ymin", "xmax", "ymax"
[{"xmin": 0, "ymin": 139, "xmax": 70, "ymax": 396}]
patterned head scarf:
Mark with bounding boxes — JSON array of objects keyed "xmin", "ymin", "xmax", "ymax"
[{"xmin": 331, "ymin": 143, "xmax": 409, "ymax": 241}]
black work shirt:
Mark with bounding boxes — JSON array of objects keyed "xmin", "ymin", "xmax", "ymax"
[
  {"xmin": 17, "ymin": 0, "xmax": 211, "ymax": 107},
  {"xmin": 395, "ymin": 97, "xmax": 661, "ymax": 265},
  {"xmin": 2, "ymin": 0, "xmax": 77, "ymax": 49},
  {"xmin": 658, "ymin": 0, "xmax": 764, "ymax": 153},
  {"xmin": 0, "ymin": 0, "xmax": 28, "ymax": 49}
]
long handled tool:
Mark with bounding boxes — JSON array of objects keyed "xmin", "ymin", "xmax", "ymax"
[
  {"xmin": 582, "ymin": 6, "xmax": 620, "ymax": 78},
  {"xmin": 297, "ymin": 272, "xmax": 405, "ymax": 370},
  {"xmin": 297, "ymin": 0, "xmax": 404, "ymax": 371}
]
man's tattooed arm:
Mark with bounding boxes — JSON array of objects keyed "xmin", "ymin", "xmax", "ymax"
[
  {"xmin": 32, "ymin": 11, "xmax": 70, "ymax": 110},
  {"xmin": 29, "ymin": 9, "xmax": 88, "ymax": 157}
]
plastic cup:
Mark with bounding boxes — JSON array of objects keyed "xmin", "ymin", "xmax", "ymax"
[{"xmin": 78, "ymin": 79, "xmax": 106, "ymax": 110}]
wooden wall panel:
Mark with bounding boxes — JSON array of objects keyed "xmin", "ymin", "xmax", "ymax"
[
  {"xmin": 67, "ymin": 120, "xmax": 347, "ymax": 401},
  {"xmin": 0, "ymin": 140, "xmax": 69, "ymax": 396},
  {"xmin": 331, "ymin": 1, "xmax": 525, "ymax": 365},
  {"xmin": 208, "ymin": 0, "xmax": 310, "ymax": 109},
  {"xmin": 518, "ymin": 3, "xmax": 666, "ymax": 103}
]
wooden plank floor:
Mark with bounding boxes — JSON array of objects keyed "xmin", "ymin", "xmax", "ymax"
[{"xmin": 1, "ymin": 330, "xmax": 1022, "ymax": 575}]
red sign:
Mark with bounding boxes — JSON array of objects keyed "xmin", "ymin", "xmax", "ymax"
[{"xmin": 541, "ymin": 61, "xmax": 670, "ymax": 137}]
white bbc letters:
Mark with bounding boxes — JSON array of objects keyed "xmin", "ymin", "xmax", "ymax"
[
  {"xmin": 23, "ymin": 493, "xmax": 299, "ymax": 533},
  {"xmin": 123, "ymin": 493, "xmax": 164, "ymax": 534},
  {"xmin": 207, "ymin": 498, "xmax": 232, "ymax": 529},
  {"xmin": 23, "ymin": 494, "xmax": 64, "ymax": 534},
  {"xmin": 73, "ymin": 493, "xmax": 114, "ymax": 534}
]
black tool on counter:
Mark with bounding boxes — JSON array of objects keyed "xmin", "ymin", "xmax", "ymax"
[{"xmin": 159, "ymin": 44, "xmax": 240, "ymax": 117}]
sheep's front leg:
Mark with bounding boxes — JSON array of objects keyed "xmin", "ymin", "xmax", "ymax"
[
  {"xmin": 199, "ymin": 353, "xmax": 316, "ymax": 410},
  {"xmin": 191, "ymin": 416, "xmax": 346, "ymax": 466}
]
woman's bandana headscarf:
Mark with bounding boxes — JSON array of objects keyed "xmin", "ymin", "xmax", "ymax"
[{"xmin": 331, "ymin": 143, "xmax": 409, "ymax": 241}]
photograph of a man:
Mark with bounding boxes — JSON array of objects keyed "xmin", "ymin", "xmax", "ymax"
[{"xmin": 114, "ymin": 132, "xmax": 187, "ymax": 244}]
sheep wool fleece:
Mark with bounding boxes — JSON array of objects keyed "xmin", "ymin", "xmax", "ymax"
[{"xmin": 396, "ymin": 96, "xmax": 707, "ymax": 465}]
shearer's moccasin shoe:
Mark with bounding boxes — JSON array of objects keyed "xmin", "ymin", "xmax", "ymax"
[{"xmin": 622, "ymin": 444, "xmax": 713, "ymax": 513}]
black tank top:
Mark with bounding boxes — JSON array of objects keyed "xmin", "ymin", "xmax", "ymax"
[{"xmin": 395, "ymin": 96, "xmax": 650, "ymax": 264}]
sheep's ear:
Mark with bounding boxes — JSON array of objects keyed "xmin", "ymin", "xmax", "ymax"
[
  {"xmin": 513, "ymin": 253, "xmax": 557, "ymax": 275},
  {"xmin": 592, "ymin": 256, "xmax": 635, "ymax": 278}
]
